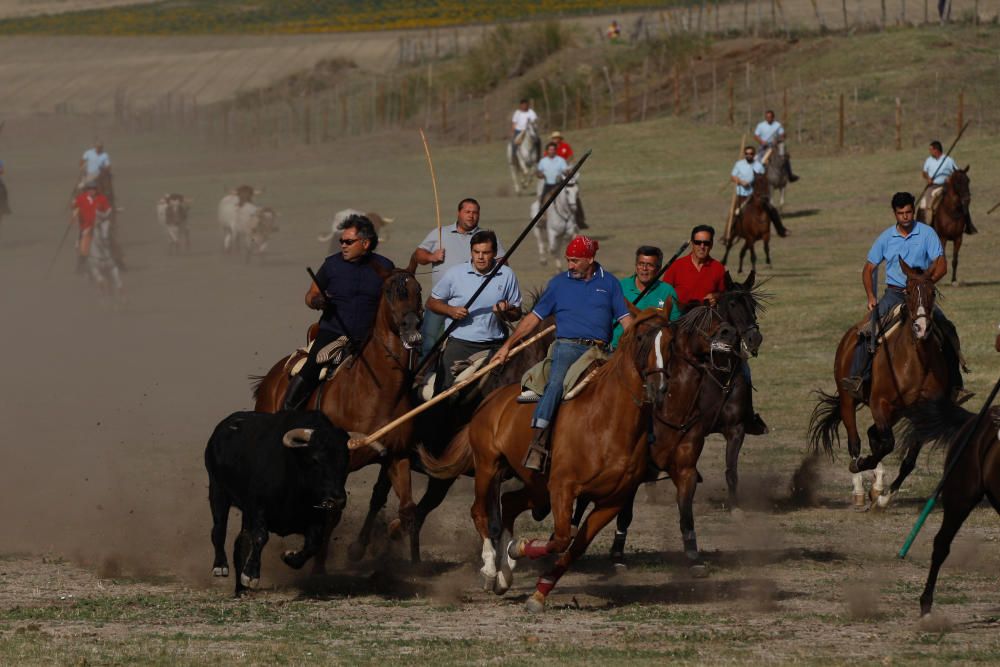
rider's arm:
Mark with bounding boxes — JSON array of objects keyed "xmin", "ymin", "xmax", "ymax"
[
  {"xmin": 426, "ymin": 296, "xmax": 467, "ymax": 320},
  {"xmin": 618, "ymin": 314, "xmax": 635, "ymax": 331},
  {"xmin": 928, "ymin": 255, "xmax": 947, "ymax": 283},
  {"xmin": 730, "ymin": 174, "xmax": 748, "ymax": 187},
  {"xmin": 414, "ymin": 247, "xmax": 444, "ymax": 264},
  {"xmin": 861, "ymin": 261, "xmax": 877, "ymax": 310},
  {"xmin": 305, "ymin": 283, "xmax": 325, "ymax": 310},
  {"xmin": 493, "ymin": 312, "xmax": 542, "ymax": 363}
]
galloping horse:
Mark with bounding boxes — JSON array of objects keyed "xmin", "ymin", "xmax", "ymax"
[
  {"xmin": 764, "ymin": 147, "xmax": 789, "ymax": 210},
  {"xmin": 929, "ymin": 167, "xmax": 974, "ymax": 286},
  {"xmin": 423, "ymin": 304, "xmax": 737, "ymax": 612},
  {"xmin": 530, "ymin": 177, "xmax": 581, "ymax": 268},
  {"xmin": 721, "ymin": 173, "xmax": 786, "ymax": 273},
  {"xmin": 809, "ymin": 260, "xmax": 955, "ymax": 510},
  {"xmin": 507, "ymin": 122, "xmax": 540, "ymax": 195},
  {"xmin": 586, "ymin": 272, "xmax": 766, "ymax": 568},
  {"xmin": 94, "ymin": 167, "xmax": 125, "ymax": 269},
  {"xmin": 253, "ymin": 269, "xmax": 423, "ymax": 568}
]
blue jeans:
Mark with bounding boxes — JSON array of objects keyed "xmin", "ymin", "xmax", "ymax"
[
  {"xmin": 532, "ymin": 340, "xmax": 589, "ymax": 429},
  {"xmin": 421, "ymin": 309, "xmax": 446, "ymax": 362}
]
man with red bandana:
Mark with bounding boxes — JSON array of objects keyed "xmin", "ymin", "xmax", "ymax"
[
  {"xmin": 72, "ymin": 182, "xmax": 111, "ymax": 273},
  {"xmin": 494, "ymin": 235, "xmax": 633, "ymax": 471}
]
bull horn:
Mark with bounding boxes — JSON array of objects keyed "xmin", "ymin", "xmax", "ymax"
[
  {"xmin": 282, "ymin": 428, "xmax": 314, "ymax": 448},
  {"xmin": 381, "ymin": 217, "xmax": 395, "ymax": 224},
  {"xmin": 348, "ymin": 431, "xmax": 385, "ymax": 454}
]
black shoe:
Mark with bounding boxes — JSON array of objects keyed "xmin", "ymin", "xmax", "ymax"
[{"xmin": 745, "ymin": 413, "xmax": 769, "ymax": 436}]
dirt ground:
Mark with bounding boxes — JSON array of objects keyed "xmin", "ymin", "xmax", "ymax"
[{"xmin": 1, "ymin": 94, "xmax": 999, "ymax": 663}]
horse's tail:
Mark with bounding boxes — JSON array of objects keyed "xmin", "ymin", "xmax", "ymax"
[
  {"xmin": 807, "ymin": 389, "xmax": 844, "ymax": 459},
  {"xmin": 418, "ymin": 424, "xmax": 473, "ymax": 480},
  {"xmin": 897, "ymin": 399, "xmax": 976, "ymax": 463}
]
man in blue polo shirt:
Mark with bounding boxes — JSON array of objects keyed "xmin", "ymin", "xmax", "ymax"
[
  {"xmin": 414, "ymin": 198, "xmax": 507, "ymax": 361},
  {"xmin": 841, "ymin": 192, "xmax": 970, "ymax": 403},
  {"xmin": 536, "ymin": 142, "xmax": 569, "ymax": 205},
  {"xmin": 284, "ymin": 215, "xmax": 394, "ymax": 410},
  {"xmin": 610, "ymin": 245, "xmax": 680, "ymax": 349},
  {"xmin": 427, "ymin": 229, "xmax": 522, "ymax": 391},
  {"xmin": 493, "ymin": 235, "xmax": 632, "ymax": 472},
  {"xmin": 917, "ymin": 140, "xmax": 975, "ymax": 234}
]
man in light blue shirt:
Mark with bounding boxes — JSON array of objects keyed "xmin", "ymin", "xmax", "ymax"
[
  {"xmin": 842, "ymin": 192, "xmax": 969, "ymax": 402},
  {"xmin": 79, "ymin": 142, "xmax": 111, "ymax": 188},
  {"xmin": 731, "ymin": 145, "xmax": 765, "ymax": 197},
  {"xmin": 536, "ymin": 142, "xmax": 568, "ymax": 204},
  {"xmin": 754, "ymin": 110, "xmax": 799, "ymax": 182},
  {"xmin": 414, "ymin": 198, "xmax": 507, "ymax": 360},
  {"xmin": 427, "ymin": 229, "xmax": 522, "ymax": 390},
  {"xmin": 918, "ymin": 139, "xmax": 958, "ymax": 223}
]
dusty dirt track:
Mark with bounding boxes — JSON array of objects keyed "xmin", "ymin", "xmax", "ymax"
[{"xmin": 1, "ymin": 95, "xmax": 999, "ymax": 662}]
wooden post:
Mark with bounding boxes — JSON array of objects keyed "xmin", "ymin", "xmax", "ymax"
[
  {"xmin": 895, "ymin": 97, "xmax": 902, "ymax": 150},
  {"xmin": 881, "ymin": 0, "xmax": 887, "ymax": 29},
  {"xmin": 602, "ymin": 66, "xmax": 615, "ymax": 125},
  {"xmin": 727, "ymin": 73, "xmax": 734, "ymax": 125},
  {"xmin": 838, "ymin": 93, "xmax": 845, "ymax": 149},
  {"xmin": 303, "ymin": 96, "xmax": 312, "ymax": 144},
  {"xmin": 673, "ymin": 65, "xmax": 681, "ymax": 116},
  {"xmin": 467, "ymin": 93, "xmax": 473, "ymax": 145},
  {"xmin": 575, "ymin": 86, "xmax": 583, "ymax": 130},
  {"xmin": 957, "ymin": 90, "xmax": 964, "ymax": 136},
  {"xmin": 712, "ymin": 63, "xmax": 717, "ymax": 124},
  {"xmin": 924, "ymin": 0, "xmax": 928, "ymax": 24},
  {"xmin": 842, "ymin": 0, "xmax": 849, "ymax": 29},
  {"xmin": 590, "ymin": 75, "xmax": 598, "ymax": 128},
  {"xmin": 624, "ymin": 72, "xmax": 632, "ymax": 123}
]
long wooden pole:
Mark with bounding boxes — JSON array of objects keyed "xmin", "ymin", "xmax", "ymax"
[
  {"xmin": 723, "ymin": 133, "xmax": 748, "ymax": 242},
  {"xmin": 419, "ymin": 128, "xmax": 442, "ymax": 248},
  {"xmin": 348, "ymin": 325, "xmax": 557, "ymax": 450}
]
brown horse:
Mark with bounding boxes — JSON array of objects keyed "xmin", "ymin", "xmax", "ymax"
[
  {"xmin": 721, "ymin": 173, "xmax": 787, "ymax": 274},
  {"xmin": 929, "ymin": 167, "xmax": 974, "ymax": 286},
  {"xmin": 423, "ymin": 304, "xmax": 738, "ymax": 612},
  {"xmin": 809, "ymin": 260, "xmax": 954, "ymax": 510},
  {"xmin": 253, "ymin": 269, "xmax": 423, "ymax": 566}
]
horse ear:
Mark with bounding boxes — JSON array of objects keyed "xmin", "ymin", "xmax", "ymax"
[
  {"xmin": 404, "ymin": 251, "xmax": 418, "ymax": 275},
  {"xmin": 626, "ymin": 299, "xmax": 642, "ymax": 318},
  {"xmin": 724, "ymin": 271, "xmax": 735, "ymax": 290},
  {"xmin": 744, "ymin": 270, "xmax": 756, "ymax": 289},
  {"xmin": 963, "ymin": 165, "xmax": 969, "ymax": 173},
  {"xmin": 898, "ymin": 257, "xmax": 917, "ymax": 277}
]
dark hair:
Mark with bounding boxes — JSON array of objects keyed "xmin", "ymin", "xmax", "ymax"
[
  {"xmin": 690, "ymin": 224, "xmax": 716, "ymax": 241},
  {"xmin": 519, "ymin": 98, "xmax": 529, "ymax": 105},
  {"xmin": 744, "ymin": 145, "xmax": 756, "ymax": 153},
  {"xmin": 765, "ymin": 109, "xmax": 774, "ymax": 115},
  {"xmin": 470, "ymin": 229, "xmax": 498, "ymax": 253},
  {"xmin": 341, "ymin": 214, "xmax": 378, "ymax": 252},
  {"xmin": 930, "ymin": 140, "xmax": 943, "ymax": 152},
  {"xmin": 635, "ymin": 245, "xmax": 663, "ymax": 265},
  {"xmin": 457, "ymin": 197, "xmax": 480, "ymax": 212},
  {"xmin": 546, "ymin": 142, "xmax": 558, "ymax": 150},
  {"xmin": 891, "ymin": 192, "xmax": 915, "ymax": 210}
]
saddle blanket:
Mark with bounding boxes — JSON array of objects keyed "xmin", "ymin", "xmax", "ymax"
[
  {"xmin": 520, "ymin": 343, "xmax": 609, "ymax": 401},
  {"xmin": 284, "ymin": 336, "xmax": 352, "ymax": 381}
]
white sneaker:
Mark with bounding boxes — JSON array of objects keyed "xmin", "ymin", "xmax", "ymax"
[{"xmin": 516, "ymin": 389, "xmax": 541, "ymax": 403}]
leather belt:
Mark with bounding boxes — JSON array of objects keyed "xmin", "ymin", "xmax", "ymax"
[{"xmin": 558, "ymin": 337, "xmax": 607, "ymax": 348}]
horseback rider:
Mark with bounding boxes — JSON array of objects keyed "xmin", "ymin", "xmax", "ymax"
[
  {"xmin": 426, "ymin": 229, "xmax": 522, "ymax": 391},
  {"xmin": 414, "ymin": 198, "xmax": 506, "ymax": 362},
  {"xmin": 663, "ymin": 225, "xmax": 769, "ymax": 435},
  {"xmin": 610, "ymin": 245, "xmax": 681, "ymax": 349},
  {"xmin": 493, "ymin": 235, "xmax": 633, "ymax": 472},
  {"xmin": 536, "ymin": 142, "xmax": 569, "ymax": 205},
  {"xmin": 550, "ymin": 131, "xmax": 574, "ymax": 163},
  {"xmin": 918, "ymin": 140, "xmax": 975, "ymax": 234},
  {"xmin": 841, "ymin": 192, "xmax": 972, "ymax": 404},
  {"xmin": 731, "ymin": 145, "xmax": 788, "ymax": 237},
  {"xmin": 283, "ymin": 215, "xmax": 394, "ymax": 410},
  {"xmin": 510, "ymin": 98, "xmax": 540, "ymax": 157},
  {"xmin": 754, "ymin": 110, "xmax": 799, "ymax": 182},
  {"xmin": 79, "ymin": 141, "xmax": 111, "ymax": 191},
  {"xmin": 72, "ymin": 182, "xmax": 111, "ymax": 274}
]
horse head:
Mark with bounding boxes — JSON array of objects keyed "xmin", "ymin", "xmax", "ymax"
[
  {"xmin": 379, "ymin": 269, "xmax": 423, "ymax": 350},
  {"xmin": 751, "ymin": 172, "xmax": 770, "ymax": 200},
  {"xmin": 623, "ymin": 301, "xmax": 676, "ymax": 405},
  {"xmin": 720, "ymin": 270, "xmax": 766, "ymax": 357},
  {"xmin": 672, "ymin": 300, "xmax": 742, "ymax": 374},
  {"xmin": 900, "ymin": 259, "xmax": 936, "ymax": 341},
  {"xmin": 950, "ymin": 167, "xmax": 971, "ymax": 208}
]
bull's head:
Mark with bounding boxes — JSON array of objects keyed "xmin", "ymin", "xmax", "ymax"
[{"xmin": 282, "ymin": 427, "xmax": 349, "ymax": 512}]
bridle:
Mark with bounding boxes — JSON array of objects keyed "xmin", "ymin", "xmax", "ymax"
[{"xmin": 375, "ymin": 271, "xmax": 423, "ymax": 373}]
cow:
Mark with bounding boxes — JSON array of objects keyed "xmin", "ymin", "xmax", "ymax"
[
  {"xmin": 317, "ymin": 208, "xmax": 394, "ymax": 254},
  {"xmin": 246, "ymin": 205, "xmax": 278, "ymax": 258},
  {"xmin": 217, "ymin": 185, "xmax": 262, "ymax": 255},
  {"xmin": 156, "ymin": 193, "xmax": 190, "ymax": 253},
  {"xmin": 205, "ymin": 410, "xmax": 350, "ymax": 597}
]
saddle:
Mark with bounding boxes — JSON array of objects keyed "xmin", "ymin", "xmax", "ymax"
[
  {"xmin": 857, "ymin": 303, "xmax": 967, "ymax": 370},
  {"xmin": 518, "ymin": 344, "xmax": 609, "ymax": 403},
  {"xmin": 417, "ymin": 349, "xmax": 493, "ymax": 403},
  {"xmin": 284, "ymin": 336, "xmax": 354, "ymax": 382}
]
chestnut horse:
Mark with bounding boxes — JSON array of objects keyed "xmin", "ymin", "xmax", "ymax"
[
  {"xmin": 808, "ymin": 260, "xmax": 954, "ymax": 510},
  {"xmin": 423, "ymin": 304, "xmax": 738, "ymax": 612},
  {"xmin": 585, "ymin": 271, "xmax": 767, "ymax": 568},
  {"xmin": 721, "ymin": 173, "xmax": 786, "ymax": 274},
  {"xmin": 929, "ymin": 167, "xmax": 974, "ymax": 286},
  {"xmin": 253, "ymin": 269, "xmax": 423, "ymax": 566}
]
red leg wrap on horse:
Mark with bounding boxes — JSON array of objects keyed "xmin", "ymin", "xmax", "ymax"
[
  {"xmin": 535, "ymin": 565, "xmax": 566, "ymax": 596},
  {"xmin": 523, "ymin": 540, "xmax": 550, "ymax": 559}
]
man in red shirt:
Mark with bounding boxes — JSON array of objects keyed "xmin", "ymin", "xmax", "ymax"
[
  {"xmin": 662, "ymin": 223, "xmax": 767, "ymax": 435},
  {"xmin": 72, "ymin": 183, "xmax": 111, "ymax": 272},
  {"xmin": 550, "ymin": 131, "xmax": 573, "ymax": 162}
]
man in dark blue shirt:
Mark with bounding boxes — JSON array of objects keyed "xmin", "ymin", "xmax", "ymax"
[
  {"xmin": 283, "ymin": 215, "xmax": 394, "ymax": 410},
  {"xmin": 493, "ymin": 235, "xmax": 633, "ymax": 471}
]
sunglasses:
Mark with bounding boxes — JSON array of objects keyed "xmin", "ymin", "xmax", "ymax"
[
  {"xmin": 339, "ymin": 238, "xmax": 360, "ymax": 246},
  {"xmin": 692, "ymin": 240, "xmax": 713, "ymax": 247}
]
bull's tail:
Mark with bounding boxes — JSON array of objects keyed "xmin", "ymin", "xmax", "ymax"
[
  {"xmin": 807, "ymin": 389, "xmax": 843, "ymax": 459},
  {"xmin": 418, "ymin": 425, "xmax": 473, "ymax": 480}
]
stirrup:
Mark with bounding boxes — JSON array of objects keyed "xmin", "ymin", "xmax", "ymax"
[
  {"xmin": 839, "ymin": 376, "xmax": 866, "ymax": 401},
  {"xmin": 516, "ymin": 389, "xmax": 541, "ymax": 404},
  {"xmin": 522, "ymin": 430, "xmax": 550, "ymax": 473}
]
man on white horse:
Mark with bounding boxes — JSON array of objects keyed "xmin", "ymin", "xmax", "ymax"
[
  {"xmin": 754, "ymin": 110, "xmax": 798, "ymax": 183},
  {"xmin": 536, "ymin": 142, "xmax": 569, "ymax": 205},
  {"xmin": 511, "ymin": 99, "xmax": 539, "ymax": 153}
]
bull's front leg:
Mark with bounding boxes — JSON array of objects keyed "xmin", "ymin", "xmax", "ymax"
[{"xmin": 282, "ymin": 517, "xmax": 331, "ymax": 570}]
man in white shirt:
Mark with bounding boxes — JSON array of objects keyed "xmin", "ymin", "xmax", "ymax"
[
  {"xmin": 79, "ymin": 142, "xmax": 111, "ymax": 189},
  {"xmin": 731, "ymin": 145, "xmax": 788, "ymax": 236},
  {"xmin": 918, "ymin": 140, "xmax": 958, "ymax": 223},
  {"xmin": 510, "ymin": 98, "xmax": 540, "ymax": 158},
  {"xmin": 754, "ymin": 110, "xmax": 799, "ymax": 182}
]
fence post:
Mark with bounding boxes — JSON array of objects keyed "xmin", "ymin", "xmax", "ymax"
[
  {"xmin": 673, "ymin": 65, "xmax": 681, "ymax": 116},
  {"xmin": 727, "ymin": 73, "xmax": 734, "ymax": 125},
  {"xmin": 838, "ymin": 93, "xmax": 845, "ymax": 149},
  {"xmin": 895, "ymin": 97, "xmax": 902, "ymax": 150},
  {"xmin": 602, "ymin": 66, "xmax": 615, "ymax": 125},
  {"xmin": 441, "ymin": 88, "xmax": 448, "ymax": 133},
  {"xmin": 624, "ymin": 72, "xmax": 632, "ymax": 123},
  {"xmin": 303, "ymin": 96, "xmax": 312, "ymax": 145},
  {"xmin": 561, "ymin": 84, "xmax": 569, "ymax": 130},
  {"xmin": 842, "ymin": 0, "xmax": 849, "ymax": 29},
  {"xmin": 575, "ymin": 85, "xmax": 583, "ymax": 130}
]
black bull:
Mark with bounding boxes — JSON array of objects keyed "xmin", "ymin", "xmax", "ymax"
[{"xmin": 205, "ymin": 410, "xmax": 349, "ymax": 596}]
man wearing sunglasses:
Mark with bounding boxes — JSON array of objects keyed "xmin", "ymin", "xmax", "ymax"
[{"xmin": 284, "ymin": 215, "xmax": 393, "ymax": 410}]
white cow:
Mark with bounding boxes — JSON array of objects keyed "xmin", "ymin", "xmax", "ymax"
[
  {"xmin": 317, "ymin": 209, "xmax": 394, "ymax": 254},
  {"xmin": 218, "ymin": 185, "xmax": 261, "ymax": 255}
]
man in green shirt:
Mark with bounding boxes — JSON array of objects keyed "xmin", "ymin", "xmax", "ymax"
[{"xmin": 611, "ymin": 245, "xmax": 681, "ymax": 349}]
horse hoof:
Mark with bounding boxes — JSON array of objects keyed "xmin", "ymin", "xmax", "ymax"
[
  {"xmin": 387, "ymin": 518, "xmax": 404, "ymax": 540},
  {"xmin": 239, "ymin": 573, "xmax": 259, "ymax": 589},
  {"xmin": 481, "ymin": 572, "xmax": 497, "ymax": 592},
  {"xmin": 493, "ymin": 572, "xmax": 511, "ymax": 596},
  {"xmin": 525, "ymin": 592, "xmax": 547, "ymax": 614},
  {"xmin": 876, "ymin": 493, "xmax": 892, "ymax": 509},
  {"xmin": 852, "ymin": 493, "xmax": 869, "ymax": 512},
  {"xmin": 690, "ymin": 563, "xmax": 709, "ymax": 579},
  {"xmin": 346, "ymin": 542, "xmax": 367, "ymax": 562},
  {"xmin": 951, "ymin": 281, "xmax": 960, "ymax": 288},
  {"xmin": 212, "ymin": 566, "xmax": 229, "ymax": 577}
]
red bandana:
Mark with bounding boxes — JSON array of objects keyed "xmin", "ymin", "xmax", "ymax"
[{"xmin": 565, "ymin": 235, "xmax": 598, "ymax": 259}]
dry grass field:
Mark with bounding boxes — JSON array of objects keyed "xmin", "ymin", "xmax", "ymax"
[{"xmin": 1, "ymin": 11, "xmax": 999, "ymax": 664}]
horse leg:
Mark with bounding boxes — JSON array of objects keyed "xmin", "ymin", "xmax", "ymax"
[
  {"xmin": 346, "ymin": 464, "xmax": 392, "ymax": 562},
  {"xmin": 854, "ymin": 423, "xmax": 894, "ymax": 473},
  {"xmin": 721, "ymin": 236, "xmax": 734, "ymax": 265},
  {"xmin": 951, "ymin": 235, "xmax": 962, "ymax": 286},
  {"xmin": 673, "ymin": 466, "xmax": 707, "ymax": 576},
  {"xmin": 609, "ymin": 487, "xmax": 638, "ymax": 567},
  {"xmin": 532, "ymin": 225, "xmax": 547, "ymax": 265},
  {"xmin": 841, "ymin": 393, "xmax": 868, "ymax": 510},
  {"xmin": 920, "ymin": 487, "xmax": 981, "ymax": 616},
  {"xmin": 524, "ymin": 504, "xmax": 622, "ymax": 613},
  {"xmin": 409, "ymin": 477, "xmax": 456, "ymax": 564},
  {"xmin": 764, "ymin": 236, "xmax": 772, "ymax": 266},
  {"xmin": 471, "ymin": 461, "xmax": 503, "ymax": 591},
  {"xmin": 385, "ymin": 457, "xmax": 417, "ymax": 545},
  {"xmin": 493, "ymin": 485, "xmax": 538, "ymax": 596},
  {"xmin": 738, "ymin": 242, "xmax": 749, "ymax": 274},
  {"xmin": 724, "ymin": 425, "xmax": 746, "ymax": 509},
  {"xmin": 749, "ymin": 242, "xmax": 758, "ymax": 272},
  {"xmin": 882, "ymin": 437, "xmax": 923, "ymax": 508}
]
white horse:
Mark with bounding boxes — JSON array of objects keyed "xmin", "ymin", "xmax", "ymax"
[
  {"xmin": 530, "ymin": 177, "xmax": 582, "ymax": 269},
  {"xmin": 506, "ymin": 122, "xmax": 540, "ymax": 195}
]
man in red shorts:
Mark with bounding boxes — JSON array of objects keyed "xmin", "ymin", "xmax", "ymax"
[
  {"xmin": 72, "ymin": 182, "xmax": 111, "ymax": 273},
  {"xmin": 662, "ymin": 223, "xmax": 767, "ymax": 435}
]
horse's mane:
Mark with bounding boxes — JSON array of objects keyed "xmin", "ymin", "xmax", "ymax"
[
  {"xmin": 720, "ymin": 280, "xmax": 771, "ymax": 316},
  {"xmin": 674, "ymin": 304, "xmax": 717, "ymax": 334},
  {"xmin": 594, "ymin": 310, "xmax": 668, "ymax": 382},
  {"xmin": 249, "ymin": 374, "xmax": 265, "ymax": 402}
]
